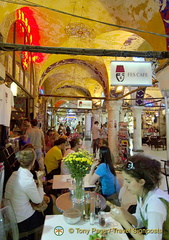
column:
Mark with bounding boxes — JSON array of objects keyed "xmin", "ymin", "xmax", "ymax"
[
  {"xmin": 85, "ymin": 113, "xmax": 92, "ymax": 140},
  {"xmin": 106, "ymin": 100, "xmax": 122, "ymax": 163},
  {"xmin": 54, "ymin": 114, "xmax": 58, "ymax": 130},
  {"xmin": 132, "ymin": 106, "xmax": 144, "ymax": 152},
  {"xmin": 165, "ymin": 97, "xmax": 169, "ymax": 159}
]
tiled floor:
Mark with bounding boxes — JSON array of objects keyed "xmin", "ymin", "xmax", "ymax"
[
  {"xmin": 83, "ymin": 139, "xmax": 169, "ymax": 209},
  {"xmin": 84, "ymin": 139, "xmax": 168, "ymax": 161}
]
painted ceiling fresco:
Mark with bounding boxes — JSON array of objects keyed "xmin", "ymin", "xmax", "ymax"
[{"xmin": 0, "ymin": 0, "xmax": 168, "ymax": 108}]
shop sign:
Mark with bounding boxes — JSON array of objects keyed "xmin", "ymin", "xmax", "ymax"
[
  {"xmin": 110, "ymin": 61, "xmax": 152, "ymax": 86},
  {"xmin": 77, "ymin": 100, "xmax": 92, "ymax": 109}
]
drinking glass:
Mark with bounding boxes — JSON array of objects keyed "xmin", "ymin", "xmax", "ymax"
[
  {"xmin": 84, "ymin": 193, "xmax": 90, "ymax": 220},
  {"xmin": 95, "ymin": 195, "xmax": 101, "ymax": 215}
]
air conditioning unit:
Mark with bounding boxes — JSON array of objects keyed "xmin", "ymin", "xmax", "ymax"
[{"xmin": 0, "ymin": 63, "xmax": 5, "ymax": 80}]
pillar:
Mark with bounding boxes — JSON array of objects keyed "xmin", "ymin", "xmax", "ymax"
[
  {"xmin": 106, "ymin": 100, "xmax": 122, "ymax": 163},
  {"xmin": 165, "ymin": 97, "xmax": 169, "ymax": 159},
  {"xmin": 85, "ymin": 113, "xmax": 92, "ymax": 140},
  {"xmin": 132, "ymin": 106, "xmax": 144, "ymax": 152},
  {"xmin": 54, "ymin": 114, "xmax": 57, "ymax": 130}
]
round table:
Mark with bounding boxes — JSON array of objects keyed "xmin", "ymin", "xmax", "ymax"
[{"xmin": 56, "ymin": 191, "xmax": 106, "ymax": 213}]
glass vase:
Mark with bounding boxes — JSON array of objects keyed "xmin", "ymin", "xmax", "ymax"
[{"xmin": 72, "ymin": 178, "xmax": 84, "ymax": 204}]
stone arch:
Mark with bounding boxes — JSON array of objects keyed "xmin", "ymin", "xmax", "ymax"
[
  {"xmin": 39, "ymin": 58, "xmax": 108, "ymax": 97},
  {"xmin": 57, "ymin": 85, "xmax": 91, "ymax": 97}
]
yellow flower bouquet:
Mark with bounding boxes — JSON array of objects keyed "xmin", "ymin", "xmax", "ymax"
[
  {"xmin": 63, "ymin": 150, "xmax": 93, "ymax": 201},
  {"xmin": 63, "ymin": 149, "xmax": 93, "ymax": 178}
]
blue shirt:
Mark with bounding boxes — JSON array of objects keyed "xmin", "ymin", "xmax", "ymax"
[{"xmin": 95, "ymin": 163, "xmax": 120, "ymax": 196}]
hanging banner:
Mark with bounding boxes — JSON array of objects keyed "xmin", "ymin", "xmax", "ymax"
[
  {"xmin": 77, "ymin": 100, "xmax": 92, "ymax": 109},
  {"xmin": 110, "ymin": 61, "xmax": 152, "ymax": 86}
]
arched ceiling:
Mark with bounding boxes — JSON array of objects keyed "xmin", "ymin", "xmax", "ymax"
[{"xmin": 0, "ymin": 0, "xmax": 168, "ymax": 109}]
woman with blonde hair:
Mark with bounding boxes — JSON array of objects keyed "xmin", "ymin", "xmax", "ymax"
[{"xmin": 5, "ymin": 148, "xmax": 46, "ymax": 239}]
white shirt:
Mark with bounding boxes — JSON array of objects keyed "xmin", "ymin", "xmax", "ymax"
[
  {"xmin": 26, "ymin": 126, "xmax": 45, "ymax": 149},
  {"xmin": 133, "ymin": 188, "xmax": 169, "ymax": 240},
  {"xmin": 61, "ymin": 149, "xmax": 75, "ymax": 175},
  {"xmin": 0, "ymin": 83, "xmax": 14, "ymax": 127},
  {"xmin": 5, "ymin": 167, "xmax": 44, "ymax": 223},
  {"xmin": 92, "ymin": 124, "xmax": 100, "ymax": 140}
]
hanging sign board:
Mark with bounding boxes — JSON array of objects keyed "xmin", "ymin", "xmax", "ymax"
[
  {"xmin": 110, "ymin": 61, "xmax": 152, "ymax": 86},
  {"xmin": 77, "ymin": 100, "xmax": 92, "ymax": 109}
]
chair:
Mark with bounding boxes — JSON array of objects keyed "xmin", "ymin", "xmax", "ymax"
[
  {"xmin": 1, "ymin": 198, "xmax": 44, "ymax": 240},
  {"xmin": 149, "ymin": 137, "xmax": 158, "ymax": 150},
  {"xmin": 160, "ymin": 137, "xmax": 167, "ymax": 150},
  {"xmin": 19, "ymin": 225, "xmax": 43, "ymax": 240},
  {"xmin": 0, "ymin": 199, "xmax": 19, "ymax": 240},
  {"xmin": 161, "ymin": 160, "xmax": 169, "ymax": 194},
  {"xmin": 150, "ymin": 137, "xmax": 165, "ymax": 150}
]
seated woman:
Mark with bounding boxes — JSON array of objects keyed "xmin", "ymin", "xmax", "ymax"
[
  {"xmin": 88, "ymin": 146, "xmax": 120, "ymax": 201},
  {"xmin": 109, "ymin": 154, "xmax": 169, "ymax": 240},
  {"xmin": 44, "ymin": 138, "xmax": 67, "ymax": 180},
  {"xmin": 98, "ymin": 138, "xmax": 114, "ymax": 163},
  {"xmin": 4, "ymin": 148, "xmax": 51, "ymax": 239}
]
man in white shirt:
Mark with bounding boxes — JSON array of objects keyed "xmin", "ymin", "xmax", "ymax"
[
  {"xmin": 61, "ymin": 138, "xmax": 82, "ymax": 174},
  {"xmin": 92, "ymin": 121, "xmax": 101, "ymax": 157},
  {"xmin": 26, "ymin": 119, "xmax": 46, "ymax": 170}
]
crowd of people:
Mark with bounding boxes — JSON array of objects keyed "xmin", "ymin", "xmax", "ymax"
[{"xmin": 3, "ymin": 118, "xmax": 169, "ymax": 240}]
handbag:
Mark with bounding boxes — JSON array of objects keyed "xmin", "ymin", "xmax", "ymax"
[
  {"xmin": 30, "ymin": 195, "xmax": 49, "ymax": 212},
  {"xmin": 106, "ymin": 176, "xmax": 121, "ymax": 206}
]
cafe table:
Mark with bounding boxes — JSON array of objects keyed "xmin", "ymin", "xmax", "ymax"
[
  {"xmin": 56, "ymin": 191, "xmax": 107, "ymax": 213},
  {"xmin": 52, "ymin": 174, "xmax": 95, "ymax": 190},
  {"xmin": 41, "ymin": 214, "xmax": 129, "ymax": 240}
]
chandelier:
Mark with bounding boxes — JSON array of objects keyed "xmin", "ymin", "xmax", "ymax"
[{"xmin": 65, "ymin": 22, "xmax": 95, "ymax": 39}]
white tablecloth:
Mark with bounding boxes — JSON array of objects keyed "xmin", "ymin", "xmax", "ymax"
[{"xmin": 41, "ymin": 214, "xmax": 129, "ymax": 240}]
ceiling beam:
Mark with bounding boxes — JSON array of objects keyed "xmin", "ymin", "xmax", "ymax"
[
  {"xmin": 1, "ymin": 42, "xmax": 169, "ymax": 59},
  {"xmin": 39, "ymin": 94, "xmax": 106, "ymax": 100},
  {"xmin": 41, "ymin": 94, "xmax": 164, "ymax": 101}
]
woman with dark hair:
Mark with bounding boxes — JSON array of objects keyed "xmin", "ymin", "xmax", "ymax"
[
  {"xmin": 109, "ymin": 154, "xmax": 169, "ymax": 240},
  {"xmin": 89, "ymin": 146, "xmax": 120, "ymax": 198},
  {"xmin": 44, "ymin": 137, "xmax": 67, "ymax": 179}
]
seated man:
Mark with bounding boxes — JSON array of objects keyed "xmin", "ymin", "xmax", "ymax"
[
  {"xmin": 44, "ymin": 138, "xmax": 67, "ymax": 180},
  {"xmin": 142, "ymin": 135, "xmax": 149, "ymax": 145},
  {"xmin": 61, "ymin": 137, "xmax": 82, "ymax": 175}
]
